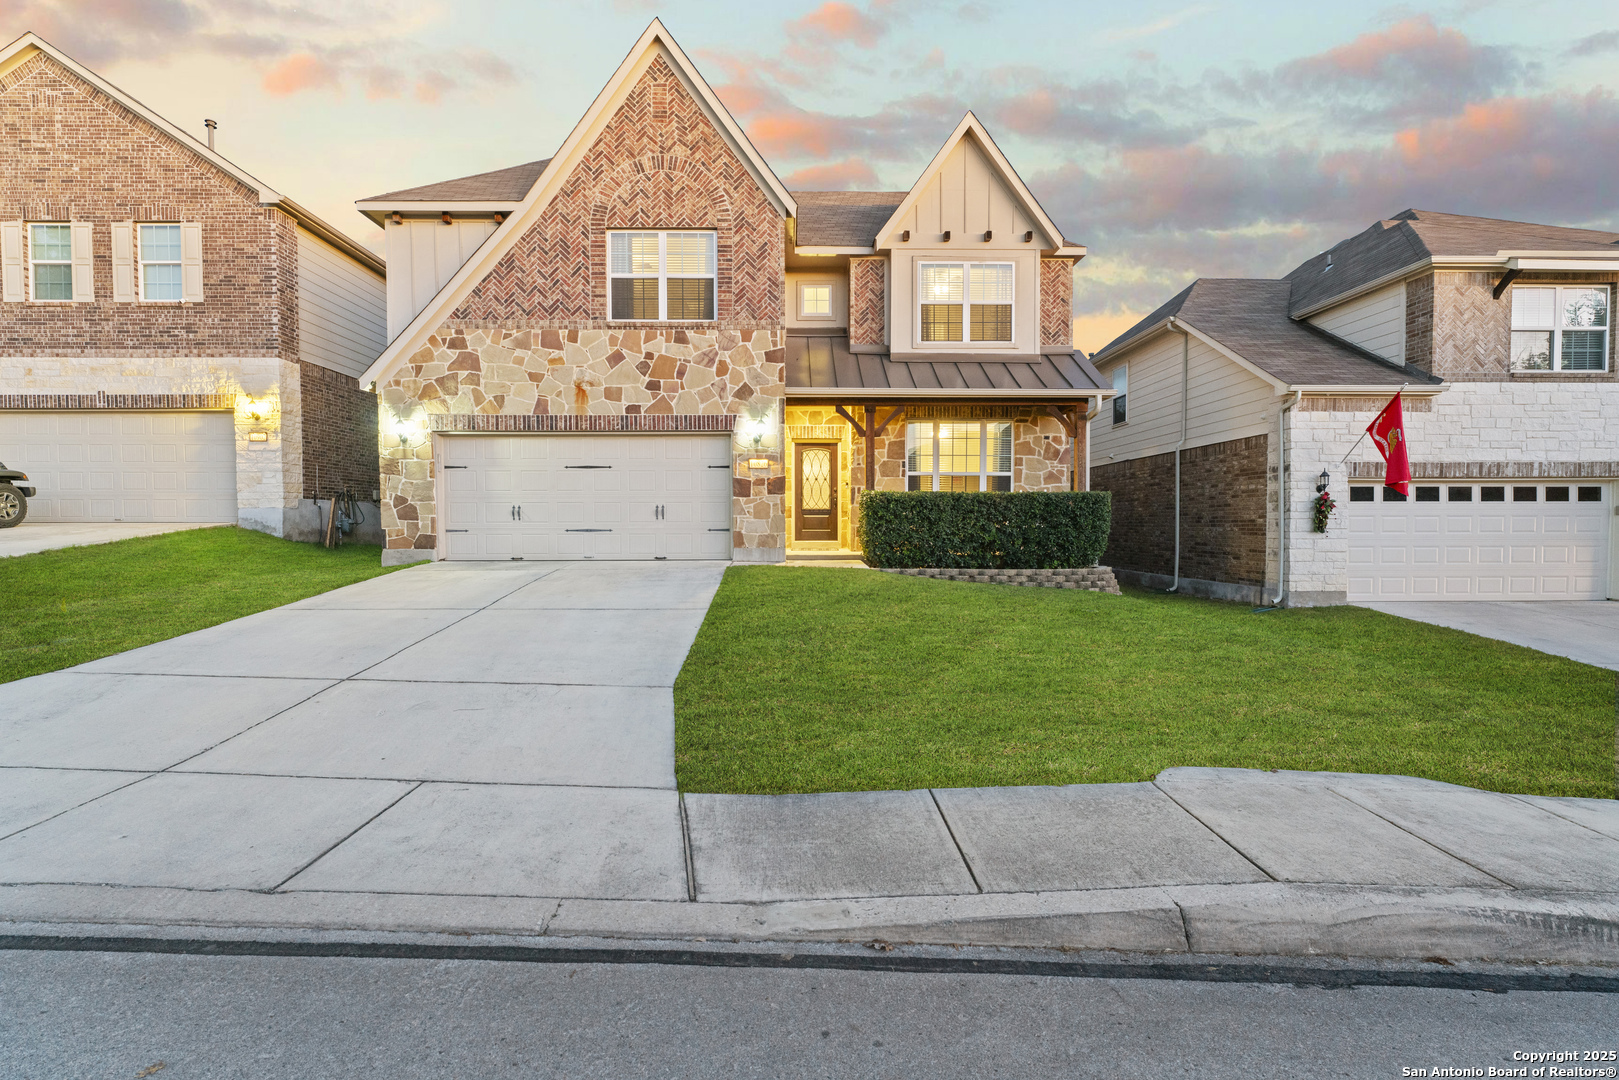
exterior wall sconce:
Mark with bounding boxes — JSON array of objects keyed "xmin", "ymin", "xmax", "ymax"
[
  {"xmin": 1316, "ymin": 468, "xmax": 1331, "ymax": 493},
  {"xmin": 237, "ymin": 395, "xmax": 268, "ymax": 423},
  {"xmin": 390, "ymin": 410, "xmax": 426, "ymax": 449}
]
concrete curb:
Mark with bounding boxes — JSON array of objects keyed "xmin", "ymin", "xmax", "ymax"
[{"xmin": 3, "ymin": 881, "xmax": 1615, "ymax": 965}]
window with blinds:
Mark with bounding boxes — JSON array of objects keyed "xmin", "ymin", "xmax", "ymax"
[
  {"xmin": 1511, "ymin": 285, "xmax": 1609, "ymax": 372},
  {"xmin": 917, "ymin": 262, "xmax": 1013, "ymax": 343},
  {"xmin": 608, "ymin": 231, "xmax": 716, "ymax": 321},
  {"xmin": 906, "ymin": 421, "xmax": 1013, "ymax": 491}
]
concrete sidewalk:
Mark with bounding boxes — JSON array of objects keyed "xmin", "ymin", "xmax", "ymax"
[{"xmin": 2, "ymin": 563, "xmax": 1617, "ymax": 964}]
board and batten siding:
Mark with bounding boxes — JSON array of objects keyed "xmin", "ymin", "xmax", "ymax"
[
  {"xmin": 1091, "ymin": 332, "xmax": 1277, "ymax": 463},
  {"xmin": 296, "ymin": 227, "xmax": 386, "ymax": 380},
  {"xmin": 387, "ymin": 219, "xmax": 498, "ymax": 341},
  {"xmin": 1306, "ymin": 281, "xmax": 1405, "ymax": 366}
]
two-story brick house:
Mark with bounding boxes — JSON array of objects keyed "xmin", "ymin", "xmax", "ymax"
[
  {"xmin": 0, "ymin": 33, "xmax": 386, "ymax": 540},
  {"xmin": 1088, "ymin": 209, "xmax": 1618, "ymax": 605},
  {"xmin": 358, "ymin": 20, "xmax": 1107, "ymax": 565}
]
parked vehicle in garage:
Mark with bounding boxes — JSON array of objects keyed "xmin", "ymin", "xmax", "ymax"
[{"xmin": 0, "ymin": 462, "xmax": 36, "ymax": 527}]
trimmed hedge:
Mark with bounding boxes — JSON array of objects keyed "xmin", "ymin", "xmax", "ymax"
[{"xmin": 859, "ymin": 490, "xmax": 1112, "ymax": 569}]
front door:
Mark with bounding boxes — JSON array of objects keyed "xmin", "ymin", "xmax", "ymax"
[{"xmin": 794, "ymin": 442, "xmax": 839, "ymax": 542}]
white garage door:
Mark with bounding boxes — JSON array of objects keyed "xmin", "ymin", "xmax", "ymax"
[
  {"xmin": 1346, "ymin": 481, "xmax": 1611, "ymax": 600},
  {"xmin": 0, "ymin": 411, "xmax": 237, "ymax": 523},
  {"xmin": 440, "ymin": 434, "xmax": 733, "ymax": 561}
]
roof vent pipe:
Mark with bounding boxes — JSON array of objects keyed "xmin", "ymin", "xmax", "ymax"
[{"xmin": 204, "ymin": 118, "xmax": 216, "ymax": 151}]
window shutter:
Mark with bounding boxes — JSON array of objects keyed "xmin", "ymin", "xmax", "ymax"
[
  {"xmin": 111, "ymin": 222, "xmax": 135, "ymax": 302},
  {"xmin": 0, "ymin": 222, "xmax": 22, "ymax": 303},
  {"xmin": 71, "ymin": 222, "xmax": 94, "ymax": 302},
  {"xmin": 180, "ymin": 221, "xmax": 203, "ymax": 302}
]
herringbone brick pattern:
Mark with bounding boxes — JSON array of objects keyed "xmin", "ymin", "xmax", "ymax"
[
  {"xmin": 1040, "ymin": 259, "xmax": 1074, "ymax": 348},
  {"xmin": 848, "ymin": 257, "xmax": 885, "ymax": 345},
  {"xmin": 1429, "ymin": 270, "xmax": 1617, "ymax": 382},
  {"xmin": 453, "ymin": 57, "xmax": 784, "ymax": 324}
]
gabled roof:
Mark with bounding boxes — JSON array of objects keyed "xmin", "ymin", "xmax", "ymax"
[
  {"xmin": 0, "ymin": 32, "xmax": 383, "ymax": 276},
  {"xmin": 1091, "ymin": 278, "xmax": 1442, "ymax": 390},
  {"xmin": 364, "ymin": 159, "xmax": 552, "ymax": 204},
  {"xmin": 1287, "ymin": 209, "xmax": 1619, "ymax": 317},
  {"xmin": 361, "ymin": 18, "xmax": 794, "ymax": 386},
  {"xmin": 792, "ymin": 191, "xmax": 907, "ymax": 249},
  {"xmin": 873, "ymin": 112, "xmax": 1086, "ymax": 257},
  {"xmin": 785, "ymin": 333, "xmax": 1109, "ymax": 397}
]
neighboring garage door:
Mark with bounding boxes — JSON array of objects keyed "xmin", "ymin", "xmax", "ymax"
[
  {"xmin": 1346, "ymin": 481, "xmax": 1611, "ymax": 601},
  {"xmin": 440, "ymin": 434, "xmax": 732, "ymax": 560},
  {"xmin": 0, "ymin": 411, "xmax": 237, "ymax": 523}
]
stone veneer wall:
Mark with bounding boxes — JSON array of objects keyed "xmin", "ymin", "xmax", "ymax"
[
  {"xmin": 1090, "ymin": 434, "xmax": 1269, "ymax": 588},
  {"xmin": 1040, "ymin": 260, "xmax": 1075, "ymax": 349},
  {"xmin": 380, "ymin": 326, "xmax": 785, "ymax": 555},
  {"xmin": 848, "ymin": 257, "xmax": 887, "ymax": 346},
  {"xmin": 378, "ymin": 55, "xmax": 789, "ymax": 562},
  {"xmin": 1407, "ymin": 271, "xmax": 1617, "ymax": 382}
]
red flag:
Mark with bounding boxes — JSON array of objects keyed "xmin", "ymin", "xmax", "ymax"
[{"xmin": 1367, "ymin": 393, "xmax": 1411, "ymax": 495}]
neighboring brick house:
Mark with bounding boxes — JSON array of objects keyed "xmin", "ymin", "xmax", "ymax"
[
  {"xmin": 0, "ymin": 33, "xmax": 386, "ymax": 540},
  {"xmin": 357, "ymin": 20, "xmax": 1105, "ymax": 565},
  {"xmin": 1089, "ymin": 210, "xmax": 1618, "ymax": 605}
]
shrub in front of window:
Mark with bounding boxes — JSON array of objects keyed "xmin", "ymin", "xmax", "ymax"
[{"xmin": 859, "ymin": 490, "xmax": 1111, "ymax": 569}]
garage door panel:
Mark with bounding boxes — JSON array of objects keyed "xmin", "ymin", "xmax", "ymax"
[
  {"xmin": 0, "ymin": 411, "xmax": 236, "ymax": 523},
  {"xmin": 440, "ymin": 434, "xmax": 732, "ymax": 561},
  {"xmin": 1346, "ymin": 482, "xmax": 1608, "ymax": 601}
]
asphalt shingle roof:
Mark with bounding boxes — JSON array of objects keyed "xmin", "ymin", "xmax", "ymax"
[
  {"xmin": 791, "ymin": 190, "xmax": 908, "ymax": 247},
  {"xmin": 1285, "ymin": 208, "xmax": 1619, "ymax": 315},
  {"xmin": 1092, "ymin": 279, "xmax": 1439, "ymax": 388},
  {"xmin": 364, "ymin": 159, "xmax": 552, "ymax": 203}
]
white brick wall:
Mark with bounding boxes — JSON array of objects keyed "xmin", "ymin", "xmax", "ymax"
[{"xmin": 1280, "ymin": 382, "xmax": 1619, "ymax": 603}]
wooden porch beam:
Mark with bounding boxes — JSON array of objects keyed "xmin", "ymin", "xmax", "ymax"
[
  {"xmin": 833, "ymin": 404, "xmax": 867, "ymax": 439},
  {"xmin": 871, "ymin": 406, "xmax": 906, "ymax": 438},
  {"xmin": 1492, "ymin": 267, "xmax": 1522, "ymax": 300}
]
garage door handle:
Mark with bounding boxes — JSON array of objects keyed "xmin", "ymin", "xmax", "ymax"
[
  {"xmin": 708, "ymin": 528, "xmax": 728, "ymax": 532},
  {"xmin": 442, "ymin": 465, "xmax": 468, "ymax": 469},
  {"xmin": 707, "ymin": 465, "xmax": 729, "ymax": 469},
  {"xmin": 511, "ymin": 506, "xmax": 523, "ymax": 521},
  {"xmin": 564, "ymin": 465, "xmax": 612, "ymax": 469},
  {"xmin": 565, "ymin": 528, "xmax": 613, "ymax": 533}
]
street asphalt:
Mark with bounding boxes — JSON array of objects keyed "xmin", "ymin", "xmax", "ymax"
[{"xmin": 1, "ymin": 561, "xmax": 1616, "ymax": 963}]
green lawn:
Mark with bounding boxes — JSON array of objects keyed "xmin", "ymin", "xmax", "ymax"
[
  {"xmin": 674, "ymin": 567, "xmax": 1616, "ymax": 798},
  {"xmin": 1, "ymin": 527, "xmax": 400, "ymax": 684}
]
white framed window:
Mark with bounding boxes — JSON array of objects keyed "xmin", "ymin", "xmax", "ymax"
[
  {"xmin": 1511, "ymin": 286, "xmax": 1609, "ymax": 372},
  {"xmin": 798, "ymin": 281, "xmax": 833, "ymax": 320},
  {"xmin": 906, "ymin": 421, "xmax": 1013, "ymax": 491},
  {"xmin": 139, "ymin": 224, "xmax": 183, "ymax": 302},
  {"xmin": 1112, "ymin": 364, "xmax": 1128, "ymax": 425},
  {"xmin": 917, "ymin": 262, "xmax": 1013, "ymax": 343},
  {"xmin": 608, "ymin": 230, "xmax": 716, "ymax": 321},
  {"xmin": 28, "ymin": 223, "xmax": 73, "ymax": 301}
]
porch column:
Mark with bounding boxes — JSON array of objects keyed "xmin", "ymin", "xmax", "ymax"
[{"xmin": 864, "ymin": 404, "xmax": 877, "ymax": 492}]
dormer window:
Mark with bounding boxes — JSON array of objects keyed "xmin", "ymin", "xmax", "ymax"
[
  {"xmin": 608, "ymin": 230, "xmax": 716, "ymax": 321},
  {"xmin": 918, "ymin": 262, "xmax": 1013, "ymax": 343}
]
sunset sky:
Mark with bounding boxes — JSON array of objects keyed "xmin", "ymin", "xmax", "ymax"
[{"xmin": 10, "ymin": 0, "xmax": 1619, "ymax": 352}]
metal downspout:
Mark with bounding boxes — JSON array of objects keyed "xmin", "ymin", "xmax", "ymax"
[
  {"xmin": 1167, "ymin": 318, "xmax": 1190, "ymax": 592},
  {"xmin": 1273, "ymin": 390, "xmax": 1303, "ymax": 607}
]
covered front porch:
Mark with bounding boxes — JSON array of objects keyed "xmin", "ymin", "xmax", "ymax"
[{"xmin": 781, "ymin": 335, "xmax": 1111, "ymax": 554}]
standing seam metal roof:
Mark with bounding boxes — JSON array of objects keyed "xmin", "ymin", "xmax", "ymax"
[{"xmin": 785, "ymin": 333, "xmax": 1108, "ymax": 394}]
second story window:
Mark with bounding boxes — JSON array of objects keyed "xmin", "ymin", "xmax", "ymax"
[
  {"xmin": 608, "ymin": 230, "xmax": 716, "ymax": 321},
  {"xmin": 1511, "ymin": 286, "xmax": 1609, "ymax": 372},
  {"xmin": 139, "ymin": 224, "xmax": 183, "ymax": 301},
  {"xmin": 1112, "ymin": 365, "xmax": 1128, "ymax": 425},
  {"xmin": 799, "ymin": 283, "xmax": 832, "ymax": 320},
  {"xmin": 29, "ymin": 224, "xmax": 73, "ymax": 301},
  {"xmin": 918, "ymin": 262, "xmax": 1014, "ymax": 343}
]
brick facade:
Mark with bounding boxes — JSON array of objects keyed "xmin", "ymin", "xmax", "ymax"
[
  {"xmin": 1040, "ymin": 259, "xmax": 1074, "ymax": 349},
  {"xmin": 847, "ymin": 256, "xmax": 886, "ymax": 346},
  {"xmin": 1404, "ymin": 272, "xmax": 1433, "ymax": 373},
  {"xmin": 299, "ymin": 362, "xmax": 379, "ymax": 500},
  {"xmin": 1090, "ymin": 434, "xmax": 1269, "ymax": 587},
  {"xmin": 379, "ymin": 54, "xmax": 789, "ymax": 562}
]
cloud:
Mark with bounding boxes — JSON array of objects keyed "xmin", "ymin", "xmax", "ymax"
[
  {"xmin": 11, "ymin": 0, "xmax": 519, "ymax": 105},
  {"xmin": 781, "ymin": 157, "xmax": 880, "ymax": 189},
  {"xmin": 787, "ymin": 2, "xmax": 886, "ymax": 48},
  {"xmin": 1567, "ymin": 29, "xmax": 1619, "ymax": 58},
  {"xmin": 1097, "ymin": 5, "xmax": 1214, "ymax": 44}
]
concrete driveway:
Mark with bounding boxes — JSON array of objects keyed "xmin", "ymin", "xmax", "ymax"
[
  {"xmin": 0, "ymin": 521, "xmax": 224, "ymax": 558},
  {"xmin": 1356, "ymin": 600, "xmax": 1619, "ymax": 671},
  {"xmin": 0, "ymin": 561, "xmax": 727, "ymax": 902}
]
